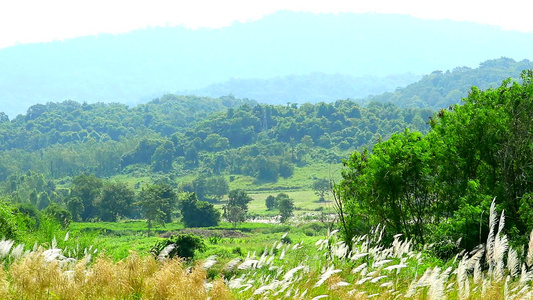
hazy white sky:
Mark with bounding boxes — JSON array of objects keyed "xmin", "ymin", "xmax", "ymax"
[{"xmin": 1, "ymin": 0, "xmax": 532, "ymax": 49}]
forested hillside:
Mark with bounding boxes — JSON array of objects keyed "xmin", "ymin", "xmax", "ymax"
[
  {"xmin": 363, "ymin": 57, "xmax": 533, "ymax": 110},
  {"xmin": 181, "ymin": 72, "xmax": 421, "ymax": 105},
  {"xmin": 0, "ymin": 96, "xmax": 432, "ymax": 183}
]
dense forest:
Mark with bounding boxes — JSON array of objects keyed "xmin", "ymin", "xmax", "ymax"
[
  {"xmin": 362, "ymin": 57, "xmax": 533, "ymax": 110},
  {"xmin": 336, "ymin": 70, "xmax": 533, "ymax": 256}
]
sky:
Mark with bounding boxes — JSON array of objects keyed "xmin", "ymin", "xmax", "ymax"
[{"xmin": 1, "ymin": 0, "xmax": 532, "ymax": 49}]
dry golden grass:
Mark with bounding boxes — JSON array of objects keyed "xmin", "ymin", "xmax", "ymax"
[{"xmin": 0, "ymin": 249, "xmax": 231, "ymax": 300}]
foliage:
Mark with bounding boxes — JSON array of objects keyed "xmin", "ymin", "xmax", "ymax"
[
  {"xmin": 42, "ymin": 203, "xmax": 72, "ymax": 229},
  {"xmin": 365, "ymin": 57, "xmax": 533, "ymax": 110},
  {"xmin": 277, "ymin": 193, "xmax": 294, "ymax": 223},
  {"xmin": 69, "ymin": 174, "xmax": 103, "ymax": 221},
  {"xmin": 336, "ymin": 71, "xmax": 533, "ymax": 250},
  {"xmin": 139, "ymin": 183, "xmax": 177, "ymax": 232},
  {"xmin": 150, "ymin": 234, "xmax": 206, "ymax": 261},
  {"xmin": 98, "ymin": 182, "xmax": 135, "ymax": 222},
  {"xmin": 223, "ymin": 189, "xmax": 253, "ymax": 227},
  {"xmin": 0, "ymin": 201, "xmax": 20, "ymax": 240},
  {"xmin": 265, "ymin": 195, "xmax": 277, "ymax": 210},
  {"xmin": 312, "ymin": 178, "xmax": 331, "ymax": 201},
  {"xmin": 179, "ymin": 193, "xmax": 220, "ymax": 228}
]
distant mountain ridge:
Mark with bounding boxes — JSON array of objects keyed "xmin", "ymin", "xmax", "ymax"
[
  {"xmin": 362, "ymin": 57, "xmax": 533, "ymax": 110},
  {"xmin": 1, "ymin": 11, "xmax": 533, "ymax": 117},
  {"xmin": 180, "ymin": 72, "xmax": 421, "ymax": 105}
]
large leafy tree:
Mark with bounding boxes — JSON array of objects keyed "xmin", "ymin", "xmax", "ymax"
[
  {"xmin": 98, "ymin": 182, "xmax": 135, "ymax": 222},
  {"xmin": 178, "ymin": 192, "xmax": 220, "ymax": 227},
  {"xmin": 312, "ymin": 178, "xmax": 331, "ymax": 202},
  {"xmin": 277, "ymin": 193, "xmax": 294, "ymax": 223},
  {"xmin": 69, "ymin": 174, "xmax": 103, "ymax": 221},
  {"xmin": 139, "ymin": 183, "xmax": 177, "ymax": 233},
  {"xmin": 224, "ymin": 189, "xmax": 252, "ymax": 227}
]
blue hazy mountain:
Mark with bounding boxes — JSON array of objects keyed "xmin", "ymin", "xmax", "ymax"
[{"xmin": 1, "ymin": 11, "xmax": 532, "ymax": 117}]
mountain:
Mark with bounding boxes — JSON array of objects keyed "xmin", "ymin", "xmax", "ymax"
[
  {"xmin": 361, "ymin": 57, "xmax": 533, "ymax": 110},
  {"xmin": 1, "ymin": 11, "xmax": 533, "ymax": 118},
  {"xmin": 180, "ymin": 72, "xmax": 422, "ymax": 105}
]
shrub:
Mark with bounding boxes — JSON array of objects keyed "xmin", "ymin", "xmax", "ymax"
[{"xmin": 150, "ymin": 234, "xmax": 206, "ymax": 261}]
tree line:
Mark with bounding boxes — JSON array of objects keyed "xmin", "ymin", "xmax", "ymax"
[{"xmin": 336, "ymin": 71, "xmax": 533, "ymax": 256}]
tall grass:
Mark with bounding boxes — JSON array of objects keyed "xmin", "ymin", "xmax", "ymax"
[{"xmin": 1, "ymin": 199, "xmax": 533, "ymax": 299}]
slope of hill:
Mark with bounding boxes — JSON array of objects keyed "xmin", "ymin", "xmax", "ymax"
[
  {"xmin": 2, "ymin": 11, "xmax": 533, "ymax": 117},
  {"xmin": 180, "ymin": 72, "xmax": 421, "ymax": 105},
  {"xmin": 361, "ymin": 57, "xmax": 533, "ymax": 110}
]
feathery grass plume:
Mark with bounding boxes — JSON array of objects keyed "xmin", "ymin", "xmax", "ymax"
[
  {"xmin": 9, "ymin": 250, "xmax": 63, "ymax": 299},
  {"xmin": 224, "ymin": 257, "xmax": 241, "ymax": 272},
  {"xmin": 283, "ymin": 265, "xmax": 305, "ymax": 281},
  {"xmin": 504, "ymin": 275, "xmax": 510, "ymax": 299},
  {"xmin": 0, "ymin": 240, "xmax": 14, "ymax": 258},
  {"xmin": 507, "ymin": 247, "xmax": 519, "ymax": 277},
  {"xmin": 208, "ymin": 278, "xmax": 234, "ymax": 300},
  {"xmin": 9, "ymin": 243, "xmax": 24, "ymax": 260},
  {"xmin": 157, "ymin": 243, "xmax": 176, "ymax": 261},
  {"xmin": 0, "ymin": 267, "xmax": 9, "ymax": 299},
  {"xmin": 145, "ymin": 258, "xmax": 208, "ymax": 300},
  {"xmin": 81, "ymin": 255, "xmax": 126, "ymax": 299},
  {"xmin": 384, "ymin": 264, "xmax": 407, "ymax": 272},
  {"xmin": 486, "ymin": 198, "xmax": 497, "ymax": 273},
  {"xmin": 202, "ymin": 255, "xmax": 217, "ymax": 269},
  {"xmin": 352, "ymin": 262, "xmax": 367, "ymax": 274},
  {"xmin": 527, "ymin": 229, "xmax": 533, "ymax": 267},
  {"xmin": 314, "ymin": 265, "xmax": 342, "ymax": 288},
  {"xmin": 237, "ymin": 258, "xmax": 259, "ymax": 270},
  {"xmin": 473, "ymin": 260, "xmax": 483, "ymax": 284},
  {"xmin": 493, "ymin": 211, "xmax": 508, "ymax": 282},
  {"xmin": 427, "ymin": 267, "xmax": 449, "ymax": 300},
  {"xmin": 370, "ymin": 275, "xmax": 387, "ymax": 283},
  {"xmin": 519, "ymin": 263, "xmax": 533, "ymax": 287}
]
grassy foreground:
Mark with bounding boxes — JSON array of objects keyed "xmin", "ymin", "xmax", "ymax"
[{"xmin": 0, "ymin": 201, "xmax": 532, "ymax": 299}]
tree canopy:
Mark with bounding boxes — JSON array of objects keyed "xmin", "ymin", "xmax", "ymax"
[{"xmin": 336, "ymin": 71, "xmax": 533, "ymax": 253}]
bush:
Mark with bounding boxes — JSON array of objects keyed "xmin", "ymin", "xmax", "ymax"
[
  {"xmin": 150, "ymin": 234, "xmax": 206, "ymax": 261},
  {"xmin": 0, "ymin": 201, "xmax": 20, "ymax": 240},
  {"xmin": 179, "ymin": 193, "xmax": 220, "ymax": 227},
  {"xmin": 43, "ymin": 203, "xmax": 72, "ymax": 229}
]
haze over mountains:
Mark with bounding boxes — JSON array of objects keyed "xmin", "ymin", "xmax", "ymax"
[{"xmin": 1, "ymin": 11, "xmax": 533, "ymax": 118}]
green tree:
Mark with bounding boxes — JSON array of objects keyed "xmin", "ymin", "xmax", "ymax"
[
  {"xmin": 179, "ymin": 192, "xmax": 220, "ymax": 227},
  {"xmin": 312, "ymin": 178, "xmax": 331, "ymax": 202},
  {"xmin": 151, "ymin": 140, "xmax": 175, "ymax": 172},
  {"xmin": 224, "ymin": 189, "xmax": 253, "ymax": 227},
  {"xmin": 139, "ymin": 183, "xmax": 177, "ymax": 233},
  {"xmin": 98, "ymin": 182, "xmax": 135, "ymax": 222},
  {"xmin": 0, "ymin": 201, "xmax": 20, "ymax": 240},
  {"xmin": 265, "ymin": 195, "xmax": 277, "ymax": 210},
  {"xmin": 70, "ymin": 174, "xmax": 103, "ymax": 221},
  {"xmin": 277, "ymin": 193, "xmax": 294, "ymax": 223},
  {"xmin": 205, "ymin": 176, "xmax": 229, "ymax": 201},
  {"xmin": 37, "ymin": 192, "xmax": 50, "ymax": 210},
  {"xmin": 43, "ymin": 203, "xmax": 72, "ymax": 229}
]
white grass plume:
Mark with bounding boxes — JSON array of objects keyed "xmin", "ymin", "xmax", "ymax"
[
  {"xmin": 314, "ymin": 265, "xmax": 341, "ymax": 287},
  {"xmin": 507, "ymin": 247, "xmax": 519, "ymax": 277},
  {"xmin": 202, "ymin": 255, "xmax": 217, "ymax": 269},
  {"xmin": 157, "ymin": 244, "xmax": 175, "ymax": 261},
  {"xmin": 0, "ymin": 240, "xmax": 14, "ymax": 258},
  {"xmin": 352, "ymin": 262, "xmax": 367, "ymax": 274},
  {"xmin": 528, "ymin": 229, "xmax": 533, "ymax": 267},
  {"xmin": 486, "ymin": 198, "xmax": 497, "ymax": 271},
  {"xmin": 224, "ymin": 257, "xmax": 241, "ymax": 271}
]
